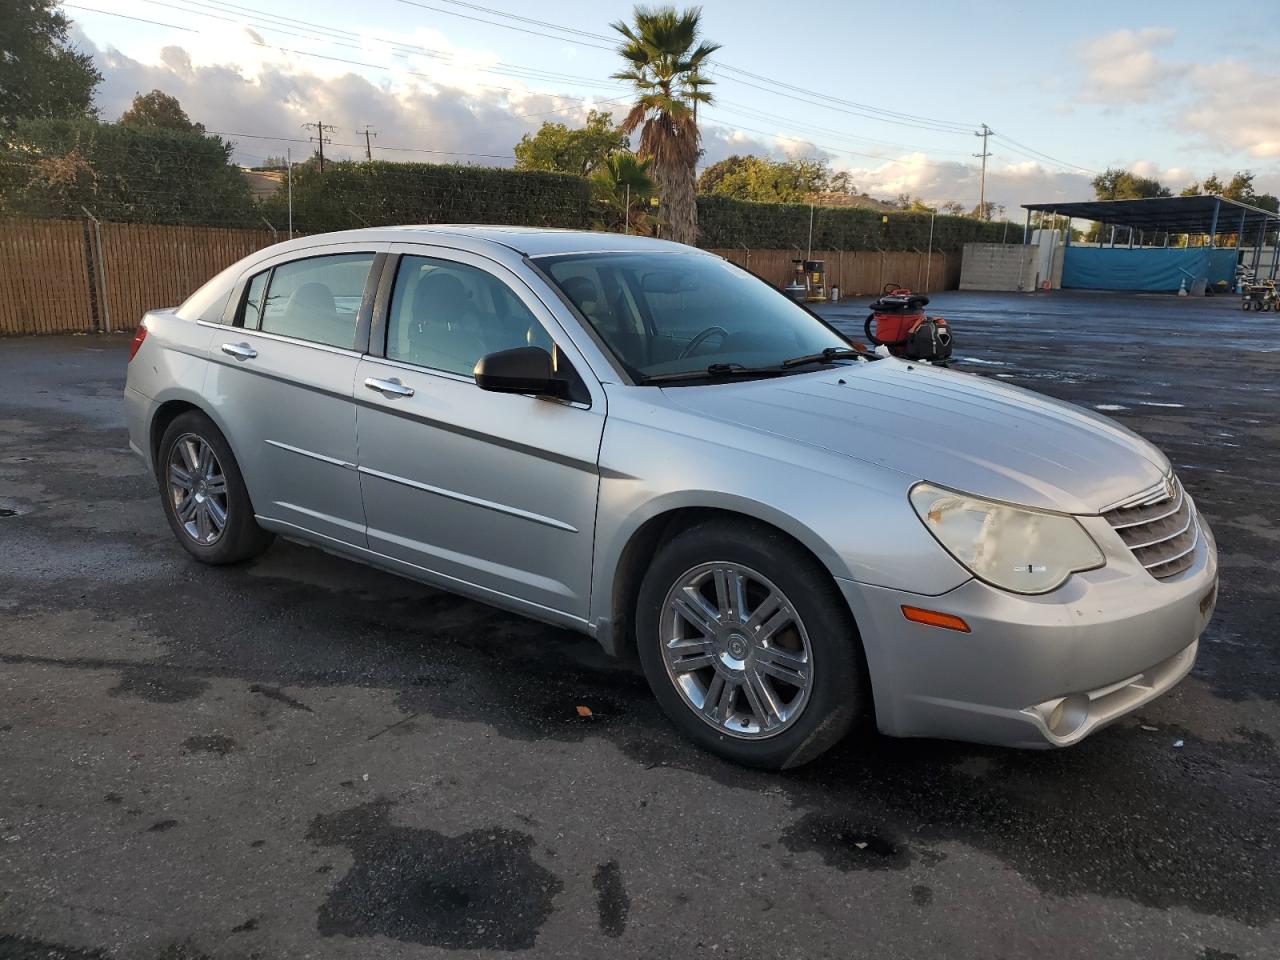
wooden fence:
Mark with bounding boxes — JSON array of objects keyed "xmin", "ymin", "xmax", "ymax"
[
  {"xmin": 96, "ymin": 222, "xmax": 278, "ymax": 332},
  {"xmin": 0, "ymin": 219, "xmax": 966, "ymax": 336},
  {"xmin": 0, "ymin": 219, "xmax": 96, "ymax": 335},
  {"xmin": 0, "ymin": 219, "xmax": 280, "ymax": 335},
  {"xmin": 706, "ymin": 248, "xmax": 962, "ymax": 296}
]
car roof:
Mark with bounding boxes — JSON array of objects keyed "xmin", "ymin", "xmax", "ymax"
[{"xmin": 283, "ymin": 225, "xmax": 709, "ymax": 258}]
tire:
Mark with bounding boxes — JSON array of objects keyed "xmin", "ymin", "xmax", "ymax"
[
  {"xmin": 156, "ymin": 410, "xmax": 274, "ymax": 565},
  {"xmin": 635, "ymin": 518, "xmax": 864, "ymax": 770},
  {"xmin": 1253, "ymin": 300, "xmax": 1265, "ymax": 311}
]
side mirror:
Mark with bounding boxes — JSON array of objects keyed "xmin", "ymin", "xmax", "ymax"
[{"xmin": 473, "ymin": 346, "xmax": 573, "ymax": 400}]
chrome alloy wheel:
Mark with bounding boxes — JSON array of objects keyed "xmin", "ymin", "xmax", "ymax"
[
  {"xmin": 659, "ymin": 562, "xmax": 814, "ymax": 739},
  {"xmin": 167, "ymin": 433, "xmax": 228, "ymax": 545}
]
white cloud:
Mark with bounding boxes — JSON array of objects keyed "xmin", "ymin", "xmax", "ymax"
[
  {"xmin": 1182, "ymin": 60, "xmax": 1280, "ymax": 159},
  {"xmin": 73, "ymin": 28, "xmax": 615, "ymax": 168},
  {"xmin": 1078, "ymin": 27, "xmax": 1178, "ymax": 104}
]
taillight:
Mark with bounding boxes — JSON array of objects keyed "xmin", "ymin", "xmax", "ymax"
[{"xmin": 128, "ymin": 324, "xmax": 148, "ymax": 361}]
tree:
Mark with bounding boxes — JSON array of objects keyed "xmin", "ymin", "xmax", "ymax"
[
  {"xmin": 513, "ymin": 109, "xmax": 627, "ymax": 177},
  {"xmin": 591, "ymin": 150, "xmax": 658, "ymax": 233},
  {"xmin": 1091, "ymin": 167, "xmax": 1171, "ymax": 200},
  {"xmin": 696, "ymin": 154, "xmax": 830, "ymax": 203},
  {"xmin": 0, "ymin": 0, "xmax": 101, "ymax": 131},
  {"xmin": 120, "ymin": 89, "xmax": 204, "ymax": 133},
  {"xmin": 611, "ymin": 5, "xmax": 720, "ymax": 246},
  {"xmin": 940, "ymin": 200, "xmax": 966, "ymax": 216}
]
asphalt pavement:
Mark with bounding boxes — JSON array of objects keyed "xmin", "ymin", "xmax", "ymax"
[{"xmin": 1, "ymin": 290, "xmax": 1278, "ymax": 960}]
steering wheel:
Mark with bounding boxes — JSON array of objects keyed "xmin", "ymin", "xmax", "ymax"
[{"xmin": 679, "ymin": 325, "xmax": 730, "ymax": 359}]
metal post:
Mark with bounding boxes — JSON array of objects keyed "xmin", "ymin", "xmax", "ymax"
[
  {"xmin": 624, "ymin": 183, "xmax": 630, "ymax": 235},
  {"xmin": 1208, "ymin": 197, "xmax": 1220, "ymax": 247},
  {"xmin": 1252, "ymin": 220, "xmax": 1264, "ymax": 276},
  {"xmin": 287, "ymin": 148, "xmax": 293, "ymax": 240},
  {"xmin": 80, "ymin": 206, "xmax": 110, "ymax": 334},
  {"xmin": 1023, "ymin": 207, "xmax": 1031, "ymax": 244},
  {"xmin": 1269, "ymin": 219, "xmax": 1280, "ymax": 279},
  {"xmin": 807, "ymin": 203, "xmax": 814, "ymax": 260},
  {"xmin": 1063, "ymin": 217, "xmax": 1071, "ymax": 248},
  {"xmin": 1110, "ymin": 225, "xmax": 1116, "ymax": 247},
  {"xmin": 925, "ymin": 213, "xmax": 935, "ymax": 290},
  {"xmin": 1128, "ymin": 226, "xmax": 1135, "ymax": 250}
]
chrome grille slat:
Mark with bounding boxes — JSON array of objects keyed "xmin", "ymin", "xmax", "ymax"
[
  {"xmin": 1143, "ymin": 523, "xmax": 1199, "ymax": 570},
  {"xmin": 1103, "ymin": 474, "xmax": 1199, "ymax": 581},
  {"xmin": 1107, "ymin": 486, "xmax": 1186, "ymax": 530}
]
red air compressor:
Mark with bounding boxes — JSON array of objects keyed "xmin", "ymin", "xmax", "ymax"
[{"xmin": 863, "ymin": 284, "xmax": 953, "ymax": 365}]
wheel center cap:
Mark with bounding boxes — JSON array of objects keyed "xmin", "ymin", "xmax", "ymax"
[{"xmin": 721, "ymin": 633, "xmax": 750, "ymax": 669}]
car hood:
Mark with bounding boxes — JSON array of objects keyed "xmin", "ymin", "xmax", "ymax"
[{"xmin": 660, "ymin": 359, "xmax": 1170, "ymax": 514}]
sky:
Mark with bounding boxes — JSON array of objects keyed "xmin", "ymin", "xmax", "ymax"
[{"xmin": 62, "ymin": 0, "xmax": 1280, "ymax": 215}]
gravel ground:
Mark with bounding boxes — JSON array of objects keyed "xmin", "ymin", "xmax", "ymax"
[{"xmin": 1, "ymin": 289, "xmax": 1277, "ymax": 960}]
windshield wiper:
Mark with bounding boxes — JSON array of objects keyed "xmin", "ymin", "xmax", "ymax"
[
  {"xmin": 781, "ymin": 346, "xmax": 877, "ymax": 368},
  {"xmin": 640, "ymin": 362, "xmax": 790, "ymax": 384}
]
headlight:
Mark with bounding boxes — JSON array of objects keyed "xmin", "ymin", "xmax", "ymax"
[{"xmin": 909, "ymin": 483, "xmax": 1104, "ymax": 594}]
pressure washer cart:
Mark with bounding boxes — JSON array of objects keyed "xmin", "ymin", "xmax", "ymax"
[
  {"xmin": 863, "ymin": 284, "xmax": 954, "ymax": 365},
  {"xmin": 1241, "ymin": 280, "xmax": 1276, "ymax": 311}
]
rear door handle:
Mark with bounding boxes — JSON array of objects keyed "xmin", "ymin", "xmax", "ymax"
[
  {"xmin": 220, "ymin": 342, "xmax": 258, "ymax": 360},
  {"xmin": 364, "ymin": 376, "xmax": 415, "ymax": 398}
]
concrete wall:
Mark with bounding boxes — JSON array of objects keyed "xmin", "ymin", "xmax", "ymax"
[{"xmin": 960, "ymin": 243, "xmax": 1038, "ymax": 291}]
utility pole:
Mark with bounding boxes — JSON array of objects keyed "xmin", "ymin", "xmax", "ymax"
[
  {"xmin": 359, "ymin": 125, "xmax": 378, "ymax": 162},
  {"xmin": 302, "ymin": 120, "xmax": 335, "ymax": 174},
  {"xmin": 973, "ymin": 123, "xmax": 992, "ymax": 220},
  {"xmin": 286, "ymin": 147, "xmax": 293, "ymax": 240}
]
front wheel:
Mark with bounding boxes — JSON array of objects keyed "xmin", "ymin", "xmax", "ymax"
[
  {"xmin": 635, "ymin": 519, "xmax": 865, "ymax": 769},
  {"xmin": 157, "ymin": 411, "xmax": 274, "ymax": 565}
]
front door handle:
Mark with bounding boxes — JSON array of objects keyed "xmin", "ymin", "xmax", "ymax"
[
  {"xmin": 220, "ymin": 342, "xmax": 258, "ymax": 361},
  {"xmin": 364, "ymin": 376, "xmax": 415, "ymax": 399}
]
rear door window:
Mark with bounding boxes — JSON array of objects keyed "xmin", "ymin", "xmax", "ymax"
[{"xmin": 257, "ymin": 253, "xmax": 376, "ymax": 350}]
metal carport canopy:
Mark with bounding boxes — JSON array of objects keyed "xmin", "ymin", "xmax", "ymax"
[{"xmin": 1021, "ymin": 195, "xmax": 1279, "ymax": 235}]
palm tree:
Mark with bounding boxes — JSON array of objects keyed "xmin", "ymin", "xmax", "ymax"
[
  {"xmin": 591, "ymin": 151, "xmax": 659, "ymax": 234},
  {"xmin": 611, "ymin": 6, "xmax": 719, "ymax": 246}
]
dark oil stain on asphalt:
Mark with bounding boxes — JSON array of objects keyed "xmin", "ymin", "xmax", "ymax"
[
  {"xmin": 248, "ymin": 683, "xmax": 313, "ymax": 712},
  {"xmin": 181, "ymin": 734, "xmax": 235, "ymax": 755},
  {"xmin": 109, "ymin": 668, "xmax": 207, "ymax": 704},
  {"xmin": 305, "ymin": 798, "xmax": 562, "ymax": 950},
  {"xmin": 781, "ymin": 813, "xmax": 909, "ymax": 871},
  {"xmin": 592, "ymin": 860, "xmax": 630, "ymax": 938},
  {"xmin": 148, "ymin": 819, "xmax": 179, "ymax": 832},
  {"xmin": 0, "ymin": 933, "xmax": 113, "ymax": 959},
  {"xmin": 911, "ymin": 885, "xmax": 933, "ymax": 906}
]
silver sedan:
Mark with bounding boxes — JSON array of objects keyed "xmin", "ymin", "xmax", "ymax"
[{"xmin": 123, "ymin": 226, "xmax": 1218, "ymax": 769}]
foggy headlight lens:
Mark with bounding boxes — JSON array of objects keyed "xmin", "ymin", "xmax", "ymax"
[{"xmin": 910, "ymin": 483, "xmax": 1104, "ymax": 594}]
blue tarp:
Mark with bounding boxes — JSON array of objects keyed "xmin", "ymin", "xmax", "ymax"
[{"xmin": 1062, "ymin": 247, "xmax": 1237, "ymax": 291}]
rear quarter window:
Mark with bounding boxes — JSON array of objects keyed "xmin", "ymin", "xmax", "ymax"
[{"xmin": 175, "ymin": 262, "xmax": 241, "ymax": 324}]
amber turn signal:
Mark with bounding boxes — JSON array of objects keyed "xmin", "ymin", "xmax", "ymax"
[{"xmin": 900, "ymin": 605, "xmax": 971, "ymax": 633}]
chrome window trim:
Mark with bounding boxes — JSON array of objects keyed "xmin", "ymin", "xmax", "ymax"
[{"xmin": 197, "ymin": 319, "xmax": 365, "ymax": 359}]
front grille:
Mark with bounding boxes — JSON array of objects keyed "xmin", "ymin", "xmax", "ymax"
[{"xmin": 1103, "ymin": 475, "xmax": 1199, "ymax": 580}]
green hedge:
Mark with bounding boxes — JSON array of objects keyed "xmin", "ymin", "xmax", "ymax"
[
  {"xmin": 262, "ymin": 160, "xmax": 592, "ymax": 233},
  {"xmin": 0, "ymin": 118, "xmax": 256, "ymax": 226},
  {"xmin": 695, "ymin": 194, "xmax": 1019, "ymax": 252}
]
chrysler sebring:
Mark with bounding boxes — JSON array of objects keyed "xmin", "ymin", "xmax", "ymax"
[{"xmin": 123, "ymin": 226, "xmax": 1218, "ymax": 768}]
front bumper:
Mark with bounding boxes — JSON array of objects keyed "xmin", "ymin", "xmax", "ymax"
[{"xmin": 839, "ymin": 513, "xmax": 1218, "ymax": 748}]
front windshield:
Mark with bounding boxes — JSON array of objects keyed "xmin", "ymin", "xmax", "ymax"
[{"xmin": 539, "ymin": 252, "xmax": 850, "ymax": 382}]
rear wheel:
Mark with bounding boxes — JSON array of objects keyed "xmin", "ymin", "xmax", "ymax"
[
  {"xmin": 635, "ymin": 519, "xmax": 864, "ymax": 769},
  {"xmin": 157, "ymin": 411, "xmax": 273, "ymax": 564}
]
